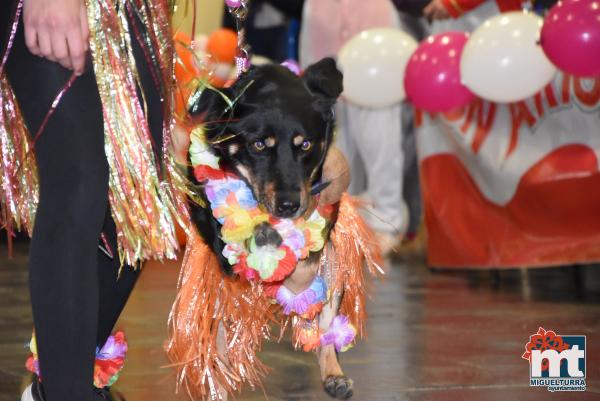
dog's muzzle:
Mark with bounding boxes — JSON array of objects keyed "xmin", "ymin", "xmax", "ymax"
[{"xmin": 275, "ymin": 194, "xmax": 301, "ymax": 218}]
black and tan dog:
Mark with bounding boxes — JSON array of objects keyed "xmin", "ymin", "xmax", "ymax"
[
  {"xmin": 189, "ymin": 57, "xmax": 343, "ymax": 270},
  {"xmin": 174, "ymin": 57, "xmax": 376, "ymax": 400}
]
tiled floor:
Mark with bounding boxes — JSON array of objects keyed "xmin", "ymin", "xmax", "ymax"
[{"xmin": 1, "ymin": 242, "xmax": 599, "ymax": 401}]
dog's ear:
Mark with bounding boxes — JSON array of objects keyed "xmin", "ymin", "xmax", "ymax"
[{"xmin": 302, "ymin": 57, "xmax": 343, "ymax": 101}]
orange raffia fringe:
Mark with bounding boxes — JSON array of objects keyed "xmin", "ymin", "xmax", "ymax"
[
  {"xmin": 166, "ymin": 194, "xmax": 383, "ymax": 401},
  {"xmin": 86, "ymin": 0, "xmax": 190, "ymax": 265},
  {"xmin": 0, "ymin": 75, "xmax": 38, "ymax": 238},
  {"xmin": 326, "ymin": 193, "xmax": 384, "ymax": 338},
  {"xmin": 166, "ymin": 231, "xmax": 274, "ymax": 401}
]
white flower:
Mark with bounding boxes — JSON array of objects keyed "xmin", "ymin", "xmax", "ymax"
[
  {"xmin": 189, "ymin": 126, "xmax": 220, "ymax": 169},
  {"xmin": 223, "ymin": 242, "xmax": 244, "ymax": 265}
]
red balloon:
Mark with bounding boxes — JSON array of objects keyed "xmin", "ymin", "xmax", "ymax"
[
  {"xmin": 541, "ymin": 0, "xmax": 600, "ymax": 78},
  {"xmin": 404, "ymin": 32, "xmax": 474, "ymax": 113}
]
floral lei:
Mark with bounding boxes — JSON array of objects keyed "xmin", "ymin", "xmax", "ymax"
[
  {"xmin": 190, "ymin": 125, "xmax": 356, "ymax": 352},
  {"xmin": 190, "ymin": 126, "xmax": 332, "ymax": 283},
  {"xmin": 26, "ymin": 331, "xmax": 128, "ymax": 388}
]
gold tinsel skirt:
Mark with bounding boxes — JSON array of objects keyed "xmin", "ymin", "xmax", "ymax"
[{"xmin": 0, "ymin": 0, "xmax": 190, "ymax": 265}]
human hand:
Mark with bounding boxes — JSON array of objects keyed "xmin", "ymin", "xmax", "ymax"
[
  {"xmin": 23, "ymin": 0, "xmax": 89, "ymax": 75},
  {"xmin": 423, "ymin": 0, "xmax": 452, "ymax": 20}
]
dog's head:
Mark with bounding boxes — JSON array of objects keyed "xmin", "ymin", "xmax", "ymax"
[{"xmin": 190, "ymin": 57, "xmax": 343, "ymax": 219}]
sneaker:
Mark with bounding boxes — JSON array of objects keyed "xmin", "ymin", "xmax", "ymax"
[
  {"xmin": 21, "ymin": 381, "xmax": 123, "ymax": 401},
  {"xmin": 95, "ymin": 387, "xmax": 126, "ymax": 401},
  {"xmin": 21, "ymin": 380, "xmax": 44, "ymax": 401}
]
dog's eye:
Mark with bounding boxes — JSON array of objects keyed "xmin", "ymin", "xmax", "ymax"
[
  {"xmin": 300, "ymin": 140, "xmax": 312, "ymax": 151},
  {"xmin": 252, "ymin": 140, "xmax": 266, "ymax": 151}
]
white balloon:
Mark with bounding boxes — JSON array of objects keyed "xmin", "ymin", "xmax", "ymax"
[
  {"xmin": 338, "ymin": 28, "xmax": 417, "ymax": 108},
  {"xmin": 460, "ymin": 12, "xmax": 557, "ymax": 103}
]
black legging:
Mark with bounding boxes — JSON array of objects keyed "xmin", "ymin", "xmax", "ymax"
[{"xmin": 1, "ymin": 4, "xmax": 163, "ymax": 401}]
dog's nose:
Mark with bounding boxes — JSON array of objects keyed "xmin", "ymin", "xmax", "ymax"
[{"xmin": 276, "ymin": 200, "xmax": 299, "ymax": 216}]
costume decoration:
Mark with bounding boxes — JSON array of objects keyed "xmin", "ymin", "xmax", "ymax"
[
  {"xmin": 166, "ymin": 234, "xmax": 273, "ymax": 401},
  {"xmin": 190, "ymin": 126, "xmax": 331, "ymax": 282},
  {"xmin": 225, "ymin": 0, "xmax": 252, "ymax": 75},
  {"xmin": 167, "ymin": 4, "xmax": 381, "ymax": 396},
  {"xmin": 26, "ymin": 331, "xmax": 128, "ymax": 388},
  {"xmin": 225, "ymin": 0, "xmax": 243, "ymax": 8},
  {"xmin": 167, "ymin": 124, "xmax": 384, "ymax": 399},
  {"xmin": 0, "ymin": 0, "xmax": 190, "ymax": 265},
  {"xmin": 281, "ymin": 59, "xmax": 301, "ymax": 76},
  {"xmin": 0, "ymin": 1, "xmax": 38, "ymax": 245},
  {"xmin": 276, "ymin": 275, "xmax": 327, "ymax": 317},
  {"xmin": 296, "ymin": 323, "xmax": 322, "ymax": 352},
  {"xmin": 321, "ymin": 315, "xmax": 357, "ymax": 353},
  {"xmin": 85, "ymin": 0, "xmax": 190, "ymax": 265}
]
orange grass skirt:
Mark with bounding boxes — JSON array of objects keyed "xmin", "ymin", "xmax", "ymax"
[{"xmin": 166, "ymin": 194, "xmax": 382, "ymax": 400}]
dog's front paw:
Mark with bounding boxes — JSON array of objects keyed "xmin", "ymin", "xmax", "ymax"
[
  {"xmin": 323, "ymin": 376, "xmax": 354, "ymax": 399},
  {"xmin": 253, "ymin": 222, "xmax": 282, "ymax": 248}
]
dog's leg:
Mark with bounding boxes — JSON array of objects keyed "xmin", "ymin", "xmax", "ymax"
[
  {"xmin": 317, "ymin": 292, "xmax": 354, "ymax": 400},
  {"xmin": 284, "ymin": 255, "xmax": 320, "ymax": 293}
]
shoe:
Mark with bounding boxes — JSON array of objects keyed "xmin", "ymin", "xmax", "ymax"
[
  {"xmin": 390, "ymin": 221, "xmax": 427, "ymax": 262},
  {"xmin": 95, "ymin": 387, "xmax": 126, "ymax": 401},
  {"xmin": 21, "ymin": 380, "xmax": 45, "ymax": 401},
  {"xmin": 21, "ymin": 380, "xmax": 123, "ymax": 401}
]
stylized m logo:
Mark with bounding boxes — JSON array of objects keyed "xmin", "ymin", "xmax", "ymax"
[{"xmin": 531, "ymin": 346, "xmax": 585, "ymax": 378}]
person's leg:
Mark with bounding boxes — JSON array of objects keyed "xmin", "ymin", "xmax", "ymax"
[
  {"xmin": 396, "ymin": 13, "xmax": 427, "ymax": 239},
  {"xmin": 6, "ymin": 13, "xmax": 107, "ymax": 401},
  {"xmin": 348, "ymin": 102, "xmax": 407, "ymax": 237},
  {"xmin": 335, "ymin": 101, "xmax": 367, "ymax": 195},
  {"xmin": 401, "ymin": 101, "xmax": 422, "ymax": 238},
  {"xmin": 95, "ymin": 208, "xmax": 140, "ymax": 347},
  {"xmin": 2, "ymin": 0, "xmax": 166, "ymax": 397}
]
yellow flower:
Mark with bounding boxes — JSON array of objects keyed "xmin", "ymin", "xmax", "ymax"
[
  {"xmin": 218, "ymin": 194, "xmax": 269, "ymax": 243},
  {"xmin": 298, "ymin": 210, "xmax": 327, "ymax": 252},
  {"xmin": 30, "ymin": 334, "xmax": 37, "ymax": 355}
]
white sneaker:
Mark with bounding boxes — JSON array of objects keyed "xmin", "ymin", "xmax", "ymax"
[
  {"xmin": 20, "ymin": 385, "xmax": 32, "ymax": 401},
  {"xmin": 21, "ymin": 382, "xmax": 44, "ymax": 401}
]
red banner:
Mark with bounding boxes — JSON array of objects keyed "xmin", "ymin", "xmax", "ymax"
[{"xmin": 417, "ymin": 73, "xmax": 600, "ymax": 268}]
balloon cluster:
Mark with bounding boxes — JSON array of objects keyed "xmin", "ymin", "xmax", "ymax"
[
  {"xmin": 338, "ymin": 28, "xmax": 417, "ymax": 108},
  {"xmin": 338, "ymin": 0, "xmax": 600, "ymax": 111},
  {"xmin": 171, "ymin": 28, "xmax": 239, "ymax": 166},
  {"xmin": 173, "ymin": 28, "xmax": 238, "ymax": 118}
]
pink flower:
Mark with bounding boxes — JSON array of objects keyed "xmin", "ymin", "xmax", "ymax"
[
  {"xmin": 320, "ymin": 315, "xmax": 356, "ymax": 352},
  {"xmin": 97, "ymin": 331, "xmax": 128, "ymax": 360},
  {"xmin": 276, "ymin": 276, "xmax": 327, "ymax": 315},
  {"xmin": 273, "ymin": 219, "xmax": 305, "ymax": 256}
]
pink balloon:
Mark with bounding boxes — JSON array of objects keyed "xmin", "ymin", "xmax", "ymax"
[
  {"xmin": 541, "ymin": 0, "xmax": 600, "ymax": 78},
  {"xmin": 404, "ymin": 32, "xmax": 474, "ymax": 113}
]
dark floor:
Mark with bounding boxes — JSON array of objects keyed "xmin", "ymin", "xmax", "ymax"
[{"xmin": 1, "ymin": 242, "xmax": 599, "ymax": 401}]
